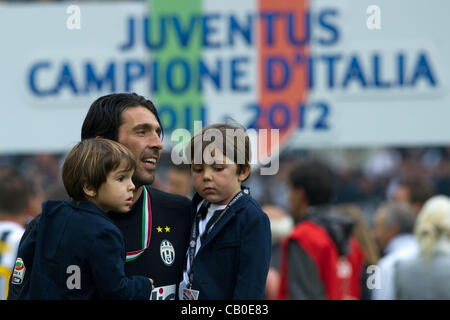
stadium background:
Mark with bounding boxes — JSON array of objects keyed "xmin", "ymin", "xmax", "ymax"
[{"xmin": 0, "ymin": 1, "xmax": 449, "ymax": 300}]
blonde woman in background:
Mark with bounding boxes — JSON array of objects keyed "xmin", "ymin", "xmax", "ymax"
[{"xmin": 394, "ymin": 195, "xmax": 450, "ymax": 299}]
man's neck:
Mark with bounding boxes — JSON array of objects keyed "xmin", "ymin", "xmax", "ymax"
[{"xmin": 132, "ymin": 186, "xmax": 144, "ymax": 205}]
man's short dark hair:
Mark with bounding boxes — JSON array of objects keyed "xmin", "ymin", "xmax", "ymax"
[
  {"xmin": 379, "ymin": 201, "xmax": 416, "ymax": 234},
  {"xmin": 400, "ymin": 176, "xmax": 434, "ymax": 206},
  {"xmin": 81, "ymin": 93, "xmax": 163, "ymax": 141},
  {"xmin": 288, "ymin": 161, "xmax": 335, "ymax": 206},
  {"xmin": 0, "ymin": 167, "xmax": 30, "ymax": 215}
]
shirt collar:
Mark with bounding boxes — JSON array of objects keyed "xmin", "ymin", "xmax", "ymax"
[{"xmin": 385, "ymin": 233, "xmax": 417, "ymax": 255}]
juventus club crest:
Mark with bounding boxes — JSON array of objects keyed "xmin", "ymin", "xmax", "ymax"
[{"xmin": 160, "ymin": 240, "xmax": 175, "ymax": 266}]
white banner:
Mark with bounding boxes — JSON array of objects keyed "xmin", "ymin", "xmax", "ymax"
[{"xmin": 0, "ymin": 0, "xmax": 448, "ymax": 154}]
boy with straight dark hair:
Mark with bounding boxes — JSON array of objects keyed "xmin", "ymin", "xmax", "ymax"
[
  {"xmin": 179, "ymin": 123, "xmax": 271, "ymax": 300},
  {"xmin": 14, "ymin": 138, "xmax": 153, "ymax": 299}
]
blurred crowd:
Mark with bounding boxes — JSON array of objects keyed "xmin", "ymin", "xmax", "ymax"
[{"xmin": 1, "ymin": 145, "xmax": 450, "ymax": 299}]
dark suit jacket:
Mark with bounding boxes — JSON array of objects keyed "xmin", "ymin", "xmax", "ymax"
[
  {"xmin": 190, "ymin": 189, "xmax": 271, "ymax": 300},
  {"xmin": 8, "ymin": 186, "xmax": 193, "ymax": 300},
  {"xmin": 16, "ymin": 200, "xmax": 151, "ymax": 299}
]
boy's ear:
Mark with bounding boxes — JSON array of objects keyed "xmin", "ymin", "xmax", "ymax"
[
  {"xmin": 83, "ymin": 184, "xmax": 97, "ymax": 198},
  {"xmin": 238, "ymin": 164, "xmax": 251, "ymax": 182}
]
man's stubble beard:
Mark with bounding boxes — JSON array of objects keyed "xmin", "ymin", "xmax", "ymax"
[{"xmin": 132, "ymin": 167, "xmax": 155, "ymax": 189}]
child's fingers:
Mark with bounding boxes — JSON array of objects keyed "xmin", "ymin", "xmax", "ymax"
[{"xmin": 149, "ymin": 278, "xmax": 154, "ymax": 290}]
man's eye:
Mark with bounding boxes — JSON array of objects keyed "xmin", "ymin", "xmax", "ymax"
[
  {"xmin": 117, "ymin": 176, "xmax": 124, "ymax": 182},
  {"xmin": 214, "ymin": 167, "xmax": 224, "ymax": 171},
  {"xmin": 136, "ymin": 130, "xmax": 145, "ymax": 136},
  {"xmin": 192, "ymin": 167, "xmax": 203, "ymax": 173}
]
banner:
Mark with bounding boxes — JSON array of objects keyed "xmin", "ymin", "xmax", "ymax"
[{"xmin": 0, "ymin": 0, "xmax": 448, "ymax": 154}]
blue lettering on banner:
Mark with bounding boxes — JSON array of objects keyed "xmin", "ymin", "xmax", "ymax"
[
  {"xmin": 171, "ymin": 15, "xmax": 199, "ymax": 48},
  {"xmin": 166, "ymin": 59, "xmax": 191, "ymax": 93},
  {"xmin": 118, "ymin": 9, "xmax": 340, "ymax": 51},
  {"xmin": 266, "ymin": 56, "xmax": 291, "ymax": 91},
  {"xmin": 29, "ymin": 61, "xmax": 55, "ymax": 96},
  {"xmin": 411, "ymin": 52, "xmax": 437, "ymax": 86},
  {"xmin": 158, "ymin": 104, "xmax": 208, "ymax": 133},
  {"xmin": 246, "ymin": 101, "xmax": 330, "ymax": 132},
  {"xmin": 287, "ymin": 11, "xmax": 310, "ymax": 46},
  {"xmin": 318, "ymin": 9, "xmax": 339, "ymax": 46},
  {"xmin": 27, "ymin": 51, "xmax": 438, "ymax": 96},
  {"xmin": 198, "ymin": 59, "xmax": 222, "ymax": 91},
  {"xmin": 228, "ymin": 14, "xmax": 254, "ymax": 46},
  {"xmin": 85, "ymin": 62, "xmax": 116, "ymax": 92},
  {"xmin": 342, "ymin": 56, "xmax": 367, "ymax": 88},
  {"xmin": 25, "ymin": 8, "xmax": 440, "ymax": 138},
  {"xmin": 125, "ymin": 60, "xmax": 146, "ymax": 92},
  {"xmin": 27, "ymin": 8, "xmax": 438, "ymax": 97},
  {"xmin": 202, "ymin": 14, "xmax": 222, "ymax": 48},
  {"xmin": 230, "ymin": 57, "xmax": 250, "ymax": 92},
  {"xmin": 143, "ymin": 16, "xmax": 167, "ymax": 50},
  {"xmin": 56, "ymin": 63, "xmax": 79, "ymax": 94}
]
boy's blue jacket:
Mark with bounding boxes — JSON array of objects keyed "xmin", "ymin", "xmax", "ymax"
[
  {"xmin": 189, "ymin": 188, "xmax": 271, "ymax": 300},
  {"xmin": 15, "ymin": 200, "xmax": 151, "ymax": 299}
]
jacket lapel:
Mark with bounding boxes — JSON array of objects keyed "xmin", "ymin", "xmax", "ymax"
[{"xmin": 198, "ymin": 193, "xmax": 250, "ymax": 250}]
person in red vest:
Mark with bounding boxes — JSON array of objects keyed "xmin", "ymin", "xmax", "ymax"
[{"xmin": 277, "ymin": 161, "xmax": 365, "ymax": 300}]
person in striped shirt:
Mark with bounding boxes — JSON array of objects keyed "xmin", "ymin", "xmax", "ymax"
[{"xmin": 0, "ymin": 167, "xmax": 28, "ymax": 300}]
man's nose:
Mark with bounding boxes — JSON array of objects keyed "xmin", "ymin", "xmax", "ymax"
[{"xmin": 147, "ymin": 131, "xmax": 163, "ymax": 150}]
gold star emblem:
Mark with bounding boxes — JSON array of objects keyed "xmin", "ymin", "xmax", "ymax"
[
  {"xmin": 164, "ymin": 226, "xmax": 171, "ymax": 233},
  {"xmin": 156, "ymin": 226, "xmax": 163, "ymax": 233}
]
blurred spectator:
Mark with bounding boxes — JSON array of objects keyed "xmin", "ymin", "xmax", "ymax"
[
  {"xmin": 371, "ymin": 201, "xmax": 417, "ymax": 300},
  {"xmin": 45, "ymin": 183, "xmax": 70, "ymax": 201},
  {"xmin": 165, "ymin": 164, "xmax": 193, "ymax": 198},
  {"xmin": 22, "ymin": 179, "xmax": 46, "ymax": 226},
  {"xmin": 277, "ymin": 161, "xmax": 365, "ymax": 300},
  {"xmin": 336, "ymin": 203, "xmax": 380, "ymax": 300},
  {"xmin": 435, "ymin": 156, "xmax": 450, "ymax": 196},
  {"xmin": 363, "ymin": 148, "xmax": 401, "ymax": 180},
  {"xmin": 0, "ymin": 167, "xmax": 30, "ymax": 300},
  {"xmin": 23, "ymin": 153, "xmax": 62, "ymax": 194},
  {"xmin": 261, "ymin": 203, "xmax": 293, "ymax": 300},
  {"xmin": 394, "ymin": 195, "xmax": 450, "ymax": 299},
  {"xmin": 388, "ymin": 176, "xmax": 434, "ymax": 215}
]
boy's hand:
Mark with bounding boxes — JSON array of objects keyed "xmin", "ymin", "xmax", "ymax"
[{"xmin": 149, "ymin": 278, "xmax": 154, "ymax": 290}]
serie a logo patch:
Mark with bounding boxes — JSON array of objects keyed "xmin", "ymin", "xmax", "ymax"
[
  {"xmin": 160, "ymin": 240, "xmax": 175, "ymax": 266},
  {"xmin": 11, "ymin": 258, "xmax": 25, "ymax": 285}
]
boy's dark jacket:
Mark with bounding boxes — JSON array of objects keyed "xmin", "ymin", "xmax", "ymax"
[
  {"xmin": 189, "ymin": 188, "xmax": 271, "ymax": 300},
  {"xmin": 16, "ymin": 200, "xmax": 151, "ymax": 299}
]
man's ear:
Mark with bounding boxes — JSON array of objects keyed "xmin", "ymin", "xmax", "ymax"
[
  {"xmin": 83, "ymin": 184, "xmax": 97, "ymax": 198},
  {"xmin": 238, "ymin": 164, "xmax": 251, "ymax": 182}
]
